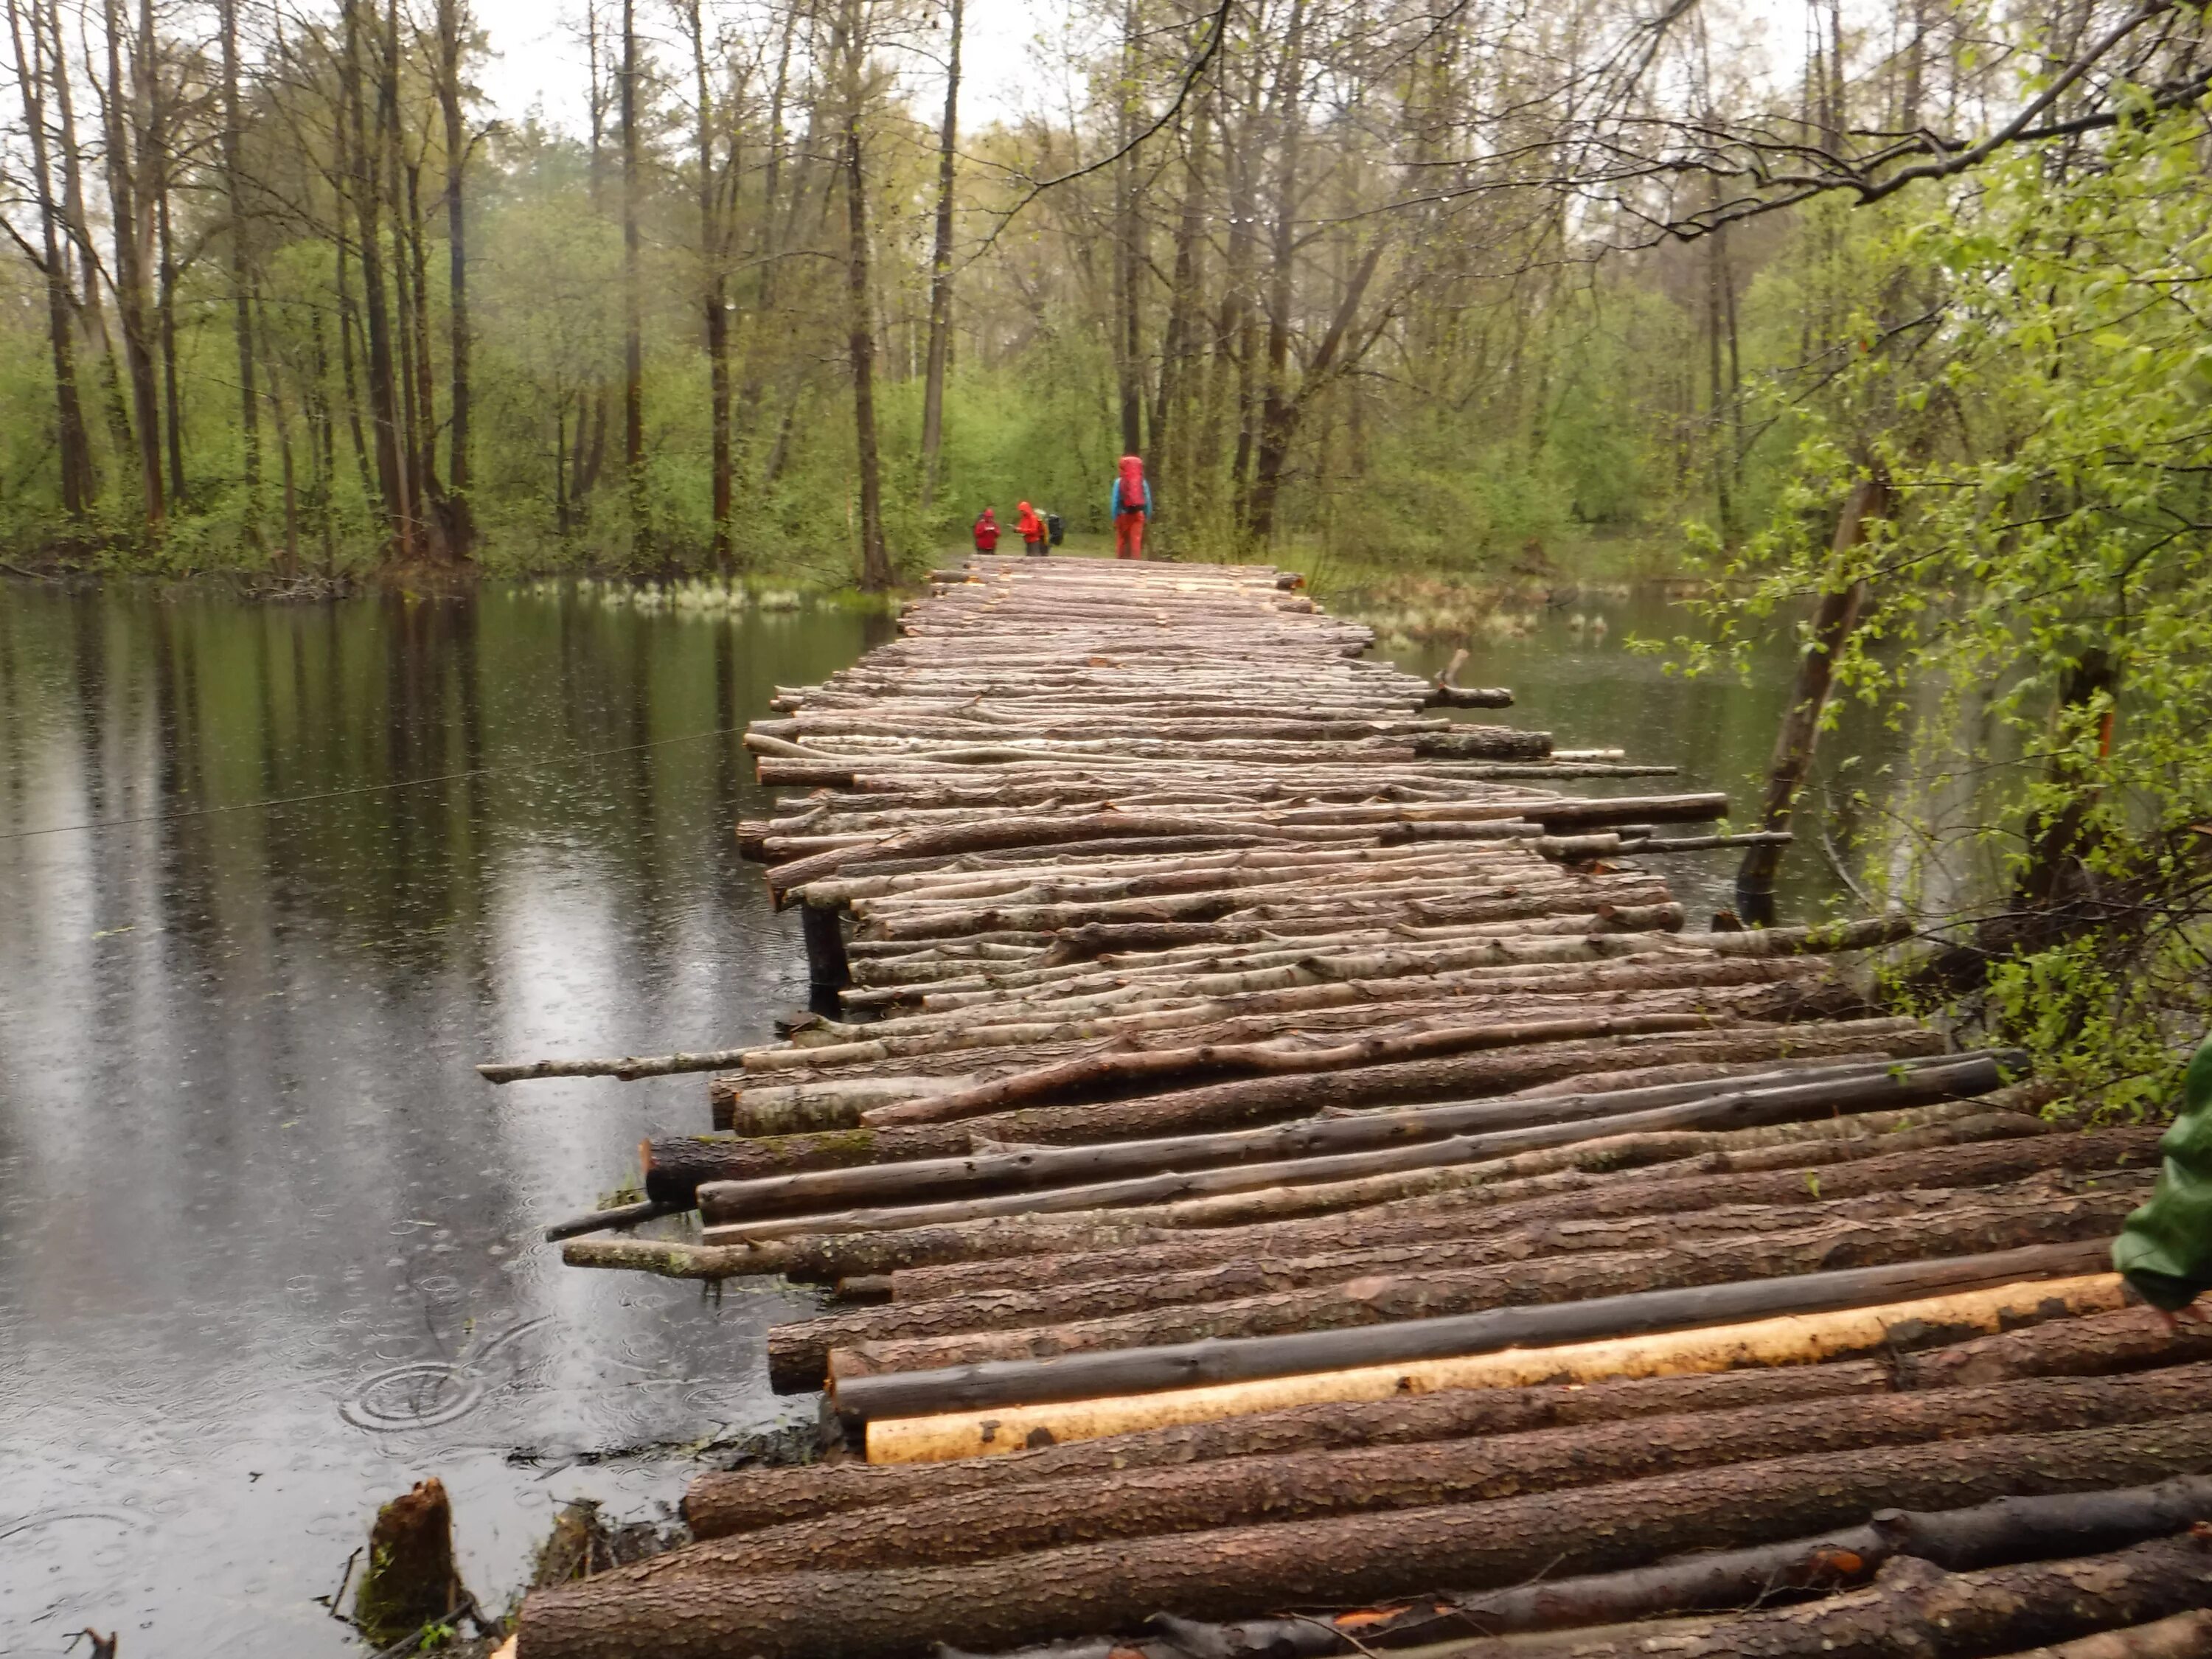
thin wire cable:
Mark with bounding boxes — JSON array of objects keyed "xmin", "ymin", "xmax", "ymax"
[{"xmin": 0, "ymin": 723, "xmax": 749, "ymax": 841}]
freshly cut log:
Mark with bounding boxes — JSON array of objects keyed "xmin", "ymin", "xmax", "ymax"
[
  {"xmin": 685, "ymin": 1362, "xmax": 1897, "ymax": 1539},
  {"xmin": 701, "ymin": 1051, "xmax": 2017, "ymax": 1224},
  {"xmin": 802, "ymin": 1192, "xmax": 2133, "ymax": 1388},
  {"xmin": 883, "ymin": 1123, "xmax": 2158, "ymax": 1303},
  {"xmin": 511, "ymin": 1416, "xmax": 2212, "ymax": 1659},
  {"xmin": 660, "ymin": 1366, "xmax": 2212, "ymax": 1576},
  {"xmin": 860, "ymin": 1271, "xmax": 2129, "ymax": 1461},
  {"xmin": 980, "ymin": 1475, "xmax": 2212, "ymax": 1659}
]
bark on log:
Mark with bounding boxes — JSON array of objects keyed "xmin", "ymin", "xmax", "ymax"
[
  {"xmin": 832, "ymin": 1242, "xmax": 2116, "ymax": 1420},
  {"xmin": 703, "ymin": 1052, "xmax": 2016, "ymax": 1225},
  {"xmin": 802, "ymin": 1194, "xmax": 2132, "ymax": 1391},
  {"xmin": 695, "ymin": 1312, "xmax": 2212, "ymax": 1540},
  {"xmin": 656, "ymin": 1025, "xmax": 1945, "ymax": 1196},
  {"xmin": 738, "ymin": 1105, "xmax": 2043, "ymax": 1271},
  {"xmin": 853, "ymin": 1012, "xmax": 1729, "ymax": 1128},
  {"xmin": 1004, "ymin": 1475, "xmax": 2212, "ymax": 1659},
  {"xmin": 1428, "ymin": 1537, "xmax": 2212, "ymax": 1659},
  {"xmin": 687, "ymin": 1361, "xmax": 1895, "ymax": 1539},
  {"xmin": 883, "ymin": 1124, "xmax": 2157, "ymax": 1303},
  {"xmin": 512, "ymin": 1416, "xmax": 2212, "ymax": 1659},
  {"xmin": 863, "ymin": 1274, "xmax": 2129, "ymax": 1462},
  {"xmin": 666, "ymin": 1366, "xmax": 2212, "ymax": 1577},
  {"xmin": 1986, "ymin": 1610, "xmax": 2212, "ymax": 1659}
]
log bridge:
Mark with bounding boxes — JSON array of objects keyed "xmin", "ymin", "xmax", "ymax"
[{"xmin": 493, "ymin": 559, "xmax": 2208, "ymax": 1659}]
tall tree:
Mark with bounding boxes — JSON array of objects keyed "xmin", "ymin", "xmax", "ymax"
[
  {"xmin": 6, "ymin": 0, "xmax": 94, "ymax": 517},
  {"xmin": 916, "ymin": 0, "xmax": 959, "ymax": 510},
  {"xmin": 835, "ymin": 0, "xmax": 889, "ymax": 590},
  {"xmin": 435, "ymin": 0, "xmax": 473, "ymax": 555},
  {"xmin": 217, "ymin": 0, "xmax": 261, "ymax": 539},
  {"xmin": 620, "ymin": 0, "xmax": 647, "ymax": 557}
]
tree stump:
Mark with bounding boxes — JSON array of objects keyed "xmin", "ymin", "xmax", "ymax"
[{"xmin": 355, "ymin": 1478, "xmax": 465, "ymax": 1646}]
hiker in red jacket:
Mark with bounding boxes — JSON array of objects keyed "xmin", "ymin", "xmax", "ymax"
[
  {"xmin": 1111, "ymin": 454, "xmax": 1151, "ymax": 560},
  {"xmin": 973, "ymin": 507, "xmax": 1001, "ymax": 554},
  {"xmin": 1016, "ymin": 501, "xmax": 1047, "ymax": 557}
]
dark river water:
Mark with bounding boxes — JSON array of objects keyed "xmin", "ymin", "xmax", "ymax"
[{"xmin": 0, "ymin": 575, "xmax": 1844, "ymax": 1656}]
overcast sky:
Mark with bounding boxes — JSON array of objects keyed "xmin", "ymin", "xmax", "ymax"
[
  {"xmin": 462, "ymin": 0, "xmax": 1801, "ymax": 151},
  {"xmin": 465, "ymin": 0, "xmax": 1071, "ymax": 138}
]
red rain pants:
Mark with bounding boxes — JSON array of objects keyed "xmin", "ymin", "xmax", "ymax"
[{"xmin": 1114, "ymin": 512, "xmax": 1147, "ymax": 560}]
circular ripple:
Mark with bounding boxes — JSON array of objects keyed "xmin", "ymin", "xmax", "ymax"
[{"xmin": 340, "ymin": 1361, "xmax": 485, "ymax": 1431}]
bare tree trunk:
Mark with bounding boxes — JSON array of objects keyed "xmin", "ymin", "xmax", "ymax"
[
  {"xmin": 103, "ymin": 0, "xmax": 164, "ymax": 531},
  {"xmin": 254, "ymin": 291, "xmax": 302, "ymax": 572},
  {"xmin": 156, "ymin": 154, "xmax": 184, "ymax": 507},
  {"xmin": 7, "ymin": 0, "xmax": 94, "ymax": 518},
  {"xmin": 1150, "ymin": 84, "xmax": 1211, "ymax": 509},
  {"xmin": 217, "ymin": 0, "xmax": 260, "ymax": 540},
  {"xmin": 1111, "ymin": 0, "xmax": 1144, "ymax": 456},
  {"xmin": 620, "ymin": 0, "xmax": 647, "ymax": 558},
  {"xmin": 344, "ymin": 0, "xmax": 411, "ymax": 559},
  {"xmin": 916, "ymin": 0, "xmax": 961, "ymax": 511},
  {"xmin": 838, "ymin": 0, "xmax": 890, "ymax": 591},
  {"xmin": 686, "ymin": 0, "xmax": 734, "ymax": 568},
  {"xmin": 49, "ymin": 0, "xmax": 131, "ymax": 477},
  {"xmin": 1736, "ymin": 473, "xmax": 1891, "ymax": 923},
  {"xmin": 437, "ymin": 0, "xmax": 473, "ymax": 557}
]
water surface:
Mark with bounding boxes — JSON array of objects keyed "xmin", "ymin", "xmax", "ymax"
[{"xmin": 0, "ymin": 574, "xmax": 1841, "ymax": 1655}]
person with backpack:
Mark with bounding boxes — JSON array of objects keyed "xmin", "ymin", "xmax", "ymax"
[
  {"xmin": 1110, "ymin": 454, "xmax": 1152, "ymax": 560},
  {"xmin": 1015, "ymin": 501, "xmax": 1047, "ymax": 557},
  {"xmin": 972, "ymin": 507, "xmax": 1001, "ymax": 554}
]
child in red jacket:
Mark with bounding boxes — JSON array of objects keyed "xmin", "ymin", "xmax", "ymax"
[{"xmin": 973, "ymin": 507, "xmax": 1001, "ymax": 553}]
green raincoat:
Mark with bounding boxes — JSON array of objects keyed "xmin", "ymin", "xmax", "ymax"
[{"xmin": 2113, "ymin": 1038, "xmax": 2212, "ymax": 1311}]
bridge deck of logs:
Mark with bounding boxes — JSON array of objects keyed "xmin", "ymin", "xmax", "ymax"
[{"xmin": 502, "ymin": 559, "xmax": 2209, "ymax": 1659}]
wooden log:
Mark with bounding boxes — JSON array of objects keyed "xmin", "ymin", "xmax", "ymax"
[
  {"xmin": 692, "ymin": 1314, "xmax": 2212, "ymax": 1540},
  {"xmin": 664, "ymin": 1025, "xmax": 1945, "ymax": 1194},
  {"xmin": 1986, "ymin": 1610, "xmax": 2212, "ymax": 1659},
  {"xmin": 882, "ymin": 1121, "xmax": 2156, "ymax": 1303},
  {"xmin": 859, "ymin": 1270, "xmax": 2129, "ymax": 1459},
  {"xmin": 510, "ymin": 1416, "xmax": 2212, "ymax": 1659},
  {"xmin": 852, "ymin": 1012, "xmax": 1732, "ymax": 1130},
  {"xmin": 562, "ymin": 1237, "xmax": 792, "ymax": 1278},
  {"xmin": 663, "ymin": 1366, "xmax": 2212, "ymax": 1576},
  {"xmin": 479, "ymin": 1046, "xmax": 754, "ymax": 1085},
  {"xmin": 1004, "ymin": 1475, "xmax": 2212, "ymax": 1659},
  {"xmin": 704, "ymin": 1053, "xmax": 2010, "ymax": 1225},
  {"xmin": 805, "ymin": 1192, "xmax": 2134, "ymax": 1389},
  {"xmin": 541, "ymin": 1199, "xmax": 689, "ymax": 1242},
  {"xmin": 686, "ymin": 1362, "xmax": 1896, "ymax": 1540},
  {"xmin": 1422, "ymin": 1536, "xmax": 2212, "ymax": 1659},
  {"xmin": 723, "ymin": 1104, "xmax": 2042, "ymax": 1265}
]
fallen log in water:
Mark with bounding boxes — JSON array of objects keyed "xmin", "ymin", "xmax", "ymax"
[{"xmin": 512, "ymin": 1417, "xmax": 2212, "ymax": 1659}]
